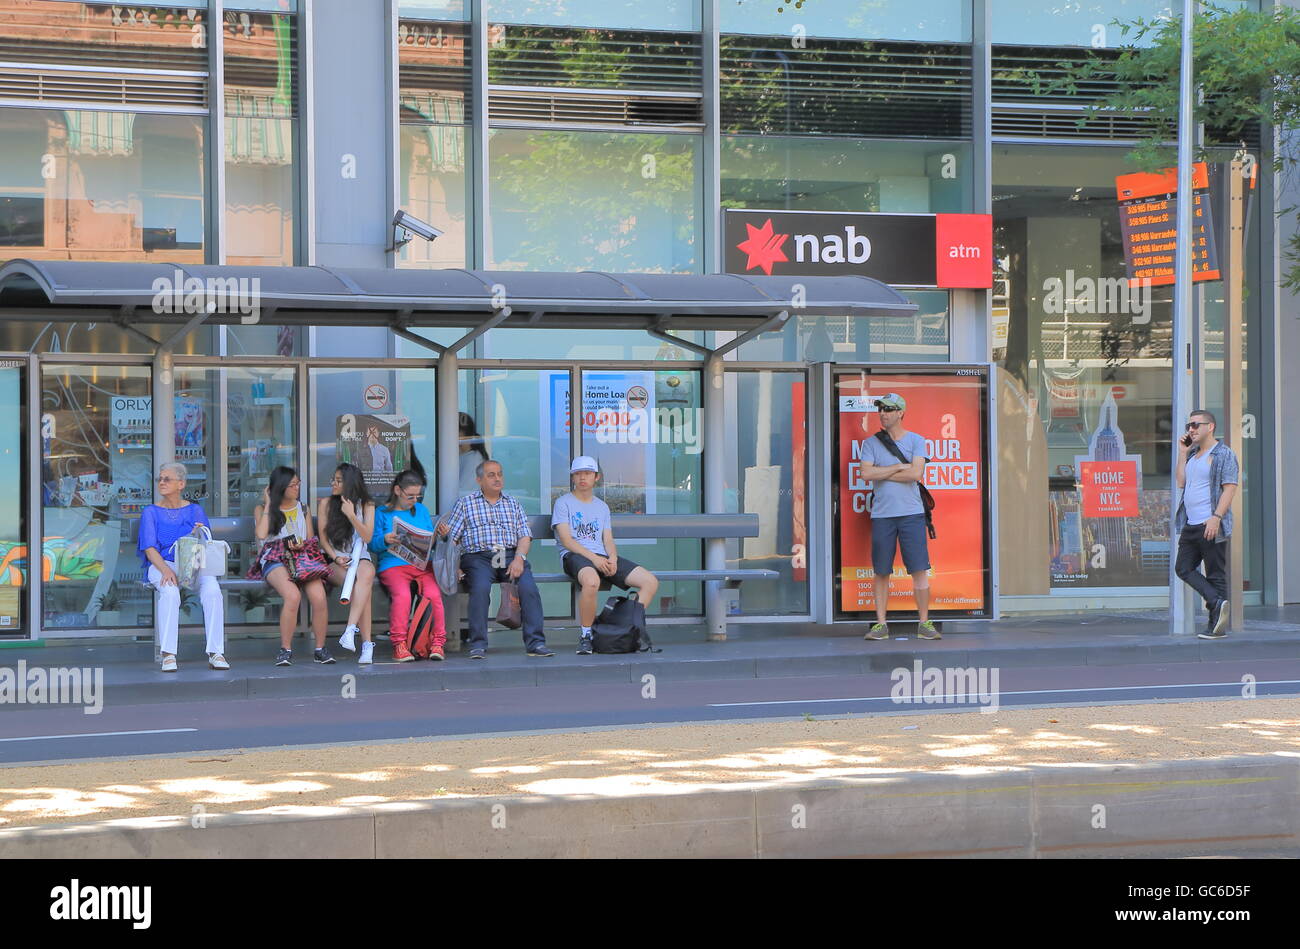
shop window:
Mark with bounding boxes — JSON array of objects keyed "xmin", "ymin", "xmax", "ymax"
[
  {"xmin": 721, "ymin": 0, "xmax": 969, "ymax": 42},
  {"xmin": 40, "ymin": 365, "xmax": 154, "ymax": 630},
  {"xmin": 0, "ymin": 362, "xmax": 27, "ymax": 635},
  {"xmin": 994, "ymin": 144, "xmax": 1175, "ymax": 593}
]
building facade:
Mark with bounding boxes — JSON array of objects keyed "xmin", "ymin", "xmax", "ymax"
[{"xmin": 0, "ymin": 0, "xmax": 1288, "ymax": 641}]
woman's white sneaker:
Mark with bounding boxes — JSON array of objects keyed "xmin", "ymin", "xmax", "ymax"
[
  {"xmin": 339, "ymin": 625, "xmax": 359, "ymax": 652},
  {"xmin": 161, "ymin": 655, "xmax": 178, "ymax": 672},
  {"xmin": 358, "ymin": 641, "xmax": 374, "ymax": 665},
  {"xmin": 207, "ymin": 653, "xmax": 230, "ymax": 670}
]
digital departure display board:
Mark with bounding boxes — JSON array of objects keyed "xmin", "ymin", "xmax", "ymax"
[{"xmin": 1115, "ymin": 162, "xmax": 1221, "ymax": 287}]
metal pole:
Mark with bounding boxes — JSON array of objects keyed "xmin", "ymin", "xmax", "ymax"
[
  {"xmin": 1169, "ymin": 0, "xmax": 1197, "ymax": 637},
  {"xmin": 1226, "ymin": 159, "xmax": 1245, "ymax": 630},
  {"xmin": 703, "ymin": 351, "xmax": 727, "ymax": 640}
]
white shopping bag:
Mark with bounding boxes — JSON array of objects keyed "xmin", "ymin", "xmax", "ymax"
[{"xmin": 193, "ymin": 523, "xmax": 230, "ymax": 579}]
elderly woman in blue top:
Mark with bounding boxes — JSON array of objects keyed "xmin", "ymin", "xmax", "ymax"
[{"xmin": 138, "ymin": 461, "xmax": 227, "ymax": 672}]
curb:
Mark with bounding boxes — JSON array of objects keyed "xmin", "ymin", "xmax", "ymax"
[
  {"xmin": 1, "ymin": 755, "xmax": 1296, "ymax": 858},
  {"xmin": 7, "ymin": 634, "xmax": 1300, "ymax": 710}
]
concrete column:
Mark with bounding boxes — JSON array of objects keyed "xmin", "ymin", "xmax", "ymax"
[
  {"xmin": 152, "ymin": 350, "xmax": 175, "ymax": 477},
  {"xmin": 438, "ymin": 346, "xmax": 462, "ymax": 649}
]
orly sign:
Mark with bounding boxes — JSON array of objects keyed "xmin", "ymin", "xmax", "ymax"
[{"xmin": 724, "ymin": 209, "xmax": 992, "ymax": 288}]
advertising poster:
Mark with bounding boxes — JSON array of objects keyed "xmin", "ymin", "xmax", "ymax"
[
  {"xmin": 174, "ymin": 395, "xmax": 205, "ymax": 448},
  {"xmin": 837, "ymin": 370, "xmax": 987, "ymax": 616},
  {"xmin": 543, "ymin": 371, "xmax": 657, "ymax": 514},
  {"xmin": 337, "ymin": 414, "xmax": 412, "ymax": 494},
  {"xmin": 1050, "ymin": 389, "xmax": 1160, "ymax": 587}
]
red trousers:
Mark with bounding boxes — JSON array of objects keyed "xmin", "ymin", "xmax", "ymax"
[{"xmin": 380, "ymin": 563, "xmax": 446, "ymax": 649}]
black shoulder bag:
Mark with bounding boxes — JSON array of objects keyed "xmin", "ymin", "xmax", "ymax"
[{"xmin": 874, "ymin": 431, "xmax": 937, "ymax": 539}]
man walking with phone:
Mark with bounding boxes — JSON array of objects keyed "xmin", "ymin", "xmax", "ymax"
[
  {"xmin": 856, "ymin": 393, "xmax": 939, "ymax": 641},
  {"xmin": 1175, "ymin": 409, "xmax": 1239, "ymax": 639}
]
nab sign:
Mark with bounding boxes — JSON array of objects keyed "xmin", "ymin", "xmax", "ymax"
[{"xmin": 723, "ymin": 209, "xmax": 992, "ymax": 289}]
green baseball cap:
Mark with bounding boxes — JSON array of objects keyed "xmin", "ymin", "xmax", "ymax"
[{"xmin": 874, "ymin": 393, "xmax": 906, "ymax": 412}]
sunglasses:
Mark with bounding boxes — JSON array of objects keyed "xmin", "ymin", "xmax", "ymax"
[{"xmin": 1185, "ymin": 421, "xmax": 1211, "ymax": 430}]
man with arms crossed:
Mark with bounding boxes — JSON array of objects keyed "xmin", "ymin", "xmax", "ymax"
[
  {"xmin": 857, "ymin": 394, "xmax": 939, "ymax": 641},
  {"xmin": 1175, "ymin": 409, "xmax": 1239, "ymax": 639},
  {"xmin": 553, "ymin": 456, "xmax": 659, "ymax": 655}
]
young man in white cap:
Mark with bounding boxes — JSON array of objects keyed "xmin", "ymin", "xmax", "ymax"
[
  {"xmin": 552, "ymin": 456, "xmax": 659, "ymax": 655},
  {"xmin": 856, "ymin": 393, "xmax": 939, "ymax": 641}
]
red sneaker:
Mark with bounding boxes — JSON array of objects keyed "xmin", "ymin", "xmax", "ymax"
[
  {"xmin": 428, "ymin": 646, "xmax": 445, "ymax": 661},
  {"xmin": 393, "ymin": 641, "xmax": 415, "ymax": 662}
]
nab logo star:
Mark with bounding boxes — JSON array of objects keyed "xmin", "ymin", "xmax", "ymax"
[{"xmin": 736, "ymin": 218, "xmax": 789, "ymax": 275}]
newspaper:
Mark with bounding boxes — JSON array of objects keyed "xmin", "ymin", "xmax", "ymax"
[{"xmin": 388, "ymin": 518, "xmax": 433, "ymax": 568}]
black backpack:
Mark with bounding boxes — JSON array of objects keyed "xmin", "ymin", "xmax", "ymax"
[{"xmin": 591, "ymin": 592, "xmax": 659, "ymax": 654}]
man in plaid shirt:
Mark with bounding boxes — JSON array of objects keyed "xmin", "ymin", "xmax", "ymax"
[{"xmin": 438, "ymin": 459, "xmax": 553, "ymax": 658}]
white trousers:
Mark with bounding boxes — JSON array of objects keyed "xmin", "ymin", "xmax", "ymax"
[{"xmin": 148, "ymin": 561, "xmax": 225, "ymax": 655}]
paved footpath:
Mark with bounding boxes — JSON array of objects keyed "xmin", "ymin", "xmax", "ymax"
[{"xmin": 2, "ymin": 696, "xmax": 1296, "ymax": 830}]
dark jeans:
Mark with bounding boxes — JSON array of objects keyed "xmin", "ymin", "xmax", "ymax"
[
  {"xmin": 1174, "ymin": 524, "xmax": 1227, "ymax": 609},
  {"xmin": 460, "ymin": 548, "xmax": 546, "ymax": 651}
]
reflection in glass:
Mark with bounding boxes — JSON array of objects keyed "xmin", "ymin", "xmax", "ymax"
[
  {"xmin": 489, "ymin": 129, "xmax": 700, "ymax": 273},
  {"xmin": 722, "ymin": 0, "xmax": 969, "ymax": 42},
  {"xmin": 0, "ymin": 366, "xmax": 26, "ymax": 634},
  {"xmin": 398, "ymin": 16, "xmax": 471, "ymax": 268},
  {"xmin": 0, "ymin": 108, "xmax": 205, "ymax": 263},
  {"xmin": 490, "ymin": 0, "xmax": 698, "ymax": 31},
  {"xmin": 41, "ymin": 365, "xmax": 153, "ymax": 630},
  {"xmin": 993, "ymin": 0, "xmax": 1173, "ymax": 48},
  {"xmin": 994, "ymin": 144, "xmax": 1174, "ymax": 592},
  {"xmin": 578, "ymin": 369, "xmax": 702, "ymax": 616},
  {"xmin": 722, "ymin": 136, "xmax": 970, "ymax": 214},
  {"xmin": 724, "ymin": 371, "xmax": 808, "ymax": 615},
  {"xmin": 224, "ymin": 9, "xmax": 298, "ymax": 265}
]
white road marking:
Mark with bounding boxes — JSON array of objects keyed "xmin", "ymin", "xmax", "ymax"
[
  {"xmin": 0, "ymin": 728, "xmax": 198, "ymax": 743},
  {"xmin": 709, "ymin": 679, "xmax": 1300, "ymax": 707}
]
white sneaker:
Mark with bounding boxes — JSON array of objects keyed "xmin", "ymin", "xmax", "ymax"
[
  {"xmin": 358, "ymin": 641, "xmax": 374, "ymax": 665},
  {"xmin": 161, "ymin": 655, "xmax": 178, "ymax": 672},
  {"xmin": 208, "ymin": 653, "xmax": 230, "ymax": 670},
  {"xmin": 339, "ymin": 625, "xmax": 358, "ymax": 652}
]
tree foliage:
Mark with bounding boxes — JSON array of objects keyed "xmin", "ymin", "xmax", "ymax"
[{"xmin": 1044, "ymin": 2, "xmax": 1300, "ymax": 287}]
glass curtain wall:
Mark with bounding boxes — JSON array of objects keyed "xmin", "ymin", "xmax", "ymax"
[
  {"xmin": 485, "ymin": 6, "xmax": 704, "ymax": 274},
  {"xmin": 0, "ymin": 362, "xmax": 26, "ymax": 635},
  {"xmin": 0, "ymin": 2, "xmax": 209, "ymax": 264},
  {"xmin": 224, "ymin": 3, "xmax": 300, "ymax": 266},
  {"xmin": 993, "ymin": 144, "xmax": 1175, "ymax": 595},
  {"xmin": 398, "ymin": 3, "xmax": 472, "ymax": 269}
]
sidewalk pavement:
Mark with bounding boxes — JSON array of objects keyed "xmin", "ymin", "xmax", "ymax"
[
  {"xmin": 1, "ymin": 698, "xmax": 1296, "ymax": 857},
  {"xmin": 3, "ymin": 607, "xmax": 1299, "ymax": 709}
]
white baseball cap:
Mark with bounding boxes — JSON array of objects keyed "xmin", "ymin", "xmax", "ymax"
[{"xmin": 570, "ymin": 455, "xmax": 599, "ymax": 473}]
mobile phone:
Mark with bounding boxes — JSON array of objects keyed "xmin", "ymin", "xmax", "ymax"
[{"xmin": 1180, "ymin": 432, "xmax": 1194, "ymax": 447}]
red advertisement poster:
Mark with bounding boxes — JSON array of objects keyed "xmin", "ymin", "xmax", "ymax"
[
  {"xmin": 837, "ymin": 371, "xmax": 987, "ymax": 615},
  {"xmin": 1078, "ymin": 461, "xmax": 1139, "ymax": 518}
]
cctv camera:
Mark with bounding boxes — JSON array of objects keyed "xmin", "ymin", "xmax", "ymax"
[{"xmin": 393, "ymin": 210, "xmax": 443, "ymax": 243}]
